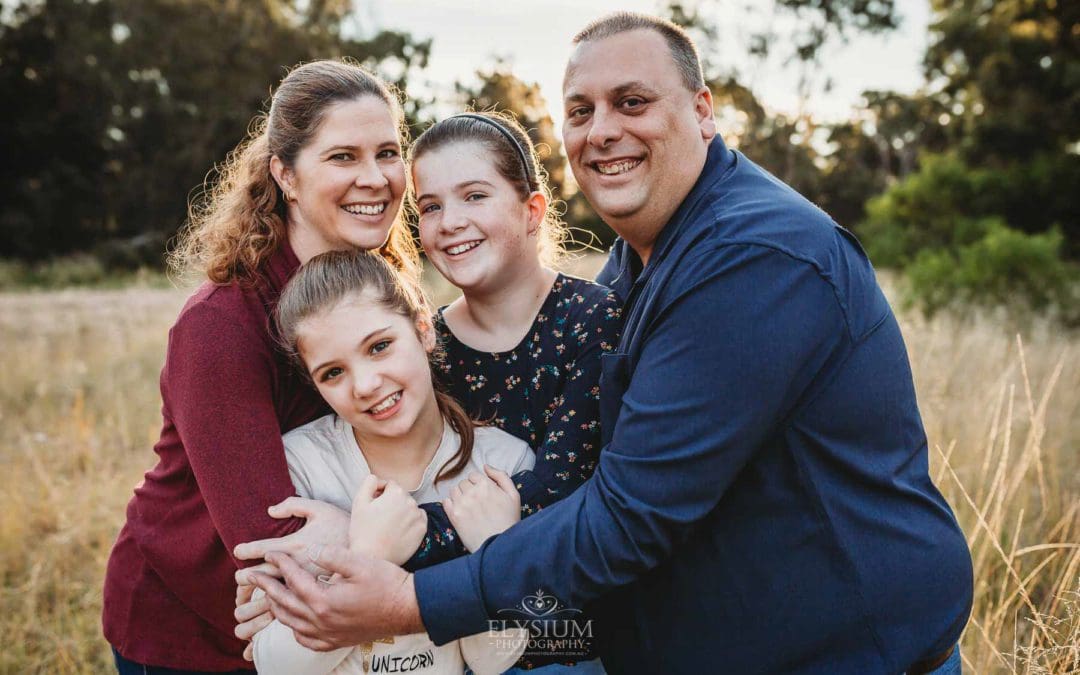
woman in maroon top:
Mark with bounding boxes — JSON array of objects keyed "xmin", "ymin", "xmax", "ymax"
[{"xmin": 102, "ymin": 60, "xmax": 422, "ymax": 673}]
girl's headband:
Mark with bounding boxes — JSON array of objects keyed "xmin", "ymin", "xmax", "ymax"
[{"xmin": 449, "ymin": 113, "xmax": 534, "ymax": 188}]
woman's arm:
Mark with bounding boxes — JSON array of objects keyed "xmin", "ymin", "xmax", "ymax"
[{"xmin": 134, "ymin": 299, "xmax": 346, "ymax": 632}]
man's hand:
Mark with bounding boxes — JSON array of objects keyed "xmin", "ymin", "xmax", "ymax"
[
  {"xmin": 350, "ymin": 476, "xmax": 428, "ymax": 565},
  {"xmin": 444, "ymin": 465, "xmax": 521, "ymax": 552},
  {"xmin": 247, "ymin": 545, "xmax": 425, "ymax": 651},
  {"xmin": 233, "ymin": 497, "xmax": 350, "ymax": 575}
]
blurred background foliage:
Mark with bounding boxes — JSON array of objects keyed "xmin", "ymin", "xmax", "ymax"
[{"xmin": 1, "ymin": 0, "xmax": 1077, "ymax": 320}]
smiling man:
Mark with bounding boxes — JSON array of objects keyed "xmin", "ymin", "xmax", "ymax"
[{"xmin": 239, "ymin": 13, "xmax": 973, "ymax": 674}]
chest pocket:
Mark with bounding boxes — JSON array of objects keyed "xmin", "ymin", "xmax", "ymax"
[{"xmin": 599, "ymin": 352, "xmax": 632, "ymax": 446}]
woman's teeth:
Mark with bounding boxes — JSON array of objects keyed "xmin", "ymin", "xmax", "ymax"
[
  {"xmin": 596, "ymin": 159, "xmax": 641, "ymax": 175},
  {"xmin": 343, "ymin": 203, "xmax": 386, "ymax": 215},
  {"xmin": 369, "ymin": 391, "xmax": 401, "ymax": 414},
  {"xmin": 446, "ymin": 241, "xmax": 481, "ymax": 255}
]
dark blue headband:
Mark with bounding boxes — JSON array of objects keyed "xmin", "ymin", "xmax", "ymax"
[{"xmin": 449, "ymin": 113, "xmax": 534, "ymax": 187}]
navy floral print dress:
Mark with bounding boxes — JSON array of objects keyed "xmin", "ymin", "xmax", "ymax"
[{"xmin": 407, "ymin": 274, "xmax": 621, "ymax": 564}]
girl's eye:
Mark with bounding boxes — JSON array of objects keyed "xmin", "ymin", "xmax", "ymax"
[
  {"xmin": 419, "ymin": 203, "xmax": 440, "ymax": 215},
  {"xmin": 465, "ymin": 192, "xmax": 487, "ymax": 202},
  {"xmin": 320, "ymin": 366, "xmax": 344, "ymax": 382},
  {"xmin": 377, "ymin": 148, "xmax": 400, "ymax": 160},
  {"xmin": 371, "ymin": 339, "xmax": 392, "ymax": 355}
]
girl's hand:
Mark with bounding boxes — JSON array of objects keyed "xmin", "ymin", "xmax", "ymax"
[
  {"xmin": 444, "ymin": 465, "xmax": 521, "ymax": 552},
  {"xmin": 349, "ymin": 475, "xmax": 428, "ymax": 566}
]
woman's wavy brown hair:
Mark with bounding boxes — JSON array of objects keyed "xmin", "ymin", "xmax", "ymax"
[
  {"xmin": 171, "ymin": 59, "xmax": 419, "ymax": 285},
  {"xmin": 275, "ymin": 249, "xmax": 477, "ymax": 485}
]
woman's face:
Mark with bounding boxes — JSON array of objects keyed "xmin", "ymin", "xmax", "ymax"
[
  {"xmin": 275, "ymin": 96, "xmax": 406, "ymax": 262},
  {"xmin": 413, "ymin": 141, "xmax": 545, "ymax": 294},
  {"xmin": 297, "ymin": 292, "xmax": 439, "ymax": 445}
]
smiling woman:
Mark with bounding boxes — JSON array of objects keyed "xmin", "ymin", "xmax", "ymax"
[{"xmin": 100, "ymin": 60, "xmax": 420, "ymax": 674}]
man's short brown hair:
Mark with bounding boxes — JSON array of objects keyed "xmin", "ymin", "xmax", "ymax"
[{"xmin": 572, "ymin": 12, "xmax": 706, "ymax": 92}]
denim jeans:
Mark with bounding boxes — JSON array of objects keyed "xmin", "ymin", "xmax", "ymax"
[{"xmin": 502, "ymin": 659, "xmax": 606, "ymax": 675}]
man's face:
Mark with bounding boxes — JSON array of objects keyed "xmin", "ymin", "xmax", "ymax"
[{"xmin": 562, "ymin": 29, "xmax": 715, "ymax": 258}]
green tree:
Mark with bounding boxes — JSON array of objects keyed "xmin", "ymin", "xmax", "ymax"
[{"xmin": 0, "ymin": 0, "xmax": 431, "ymax": 264}]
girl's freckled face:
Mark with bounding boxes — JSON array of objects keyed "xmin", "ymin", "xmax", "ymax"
[
  {"xmin": 297, "ymin": 293, "xmax": 438, "ymax": 443},
  {"xmin": 413, "ymin": 142, "xmax": 537, "ymax": 293}
]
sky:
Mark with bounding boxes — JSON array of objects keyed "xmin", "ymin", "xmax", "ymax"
[{"xmin": 364, "ymin": 0, "xmax": 933, "ymax": 131}]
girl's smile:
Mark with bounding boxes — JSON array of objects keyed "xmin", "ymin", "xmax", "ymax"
[{"xmin": 297, "ymin": 292, "xmax": 440, "ymax": 446}]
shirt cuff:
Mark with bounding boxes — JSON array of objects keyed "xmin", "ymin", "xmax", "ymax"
[{"xmin": 413, "ymin": 553, "xmax": 490, "ymax": 645}]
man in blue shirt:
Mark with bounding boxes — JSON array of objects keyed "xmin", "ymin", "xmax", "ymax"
[{"xmin": 239, "ymin": 12, "xmax": 973, "ymax": 673}]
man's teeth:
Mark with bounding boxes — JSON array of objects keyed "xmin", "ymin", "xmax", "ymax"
[
  {"xmin": 369, "ymin": 392, "xmax": 401, "ymax": 414},
  {"xmin": 447, "ymin": 241, "xmax": 481, "ymax": 255},
  {"xmin": 596, "ymin": 160, "xmax": 641, "ymax": 175},
  {"xmin": 343, "ymin": 203, "xmax": 386, "ymax": 215}
]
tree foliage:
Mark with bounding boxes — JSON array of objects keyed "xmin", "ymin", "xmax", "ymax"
[{"xmin": 0, "ymin": 0, "xmax": 430, "ymax": 263}]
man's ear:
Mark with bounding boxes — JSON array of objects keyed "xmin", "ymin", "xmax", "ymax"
[
  {"xmin": 270, "ymin": 155, "xmax": 295, "ymax": 201},
  {"xmin": 525, "ymin": 190, "xmax": 548, "ymax": 237},
  {"xmin": 417, "ymin": 317, "xmax": 437, "ymax": 353},
  {"xmin": 694, "ymin": 87, "xmax": 717, "ymax": 141}
]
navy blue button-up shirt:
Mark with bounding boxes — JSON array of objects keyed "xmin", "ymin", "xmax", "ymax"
[{"xmin": 414, "ymin": 136, "xmax": 972, "ymax": 674}]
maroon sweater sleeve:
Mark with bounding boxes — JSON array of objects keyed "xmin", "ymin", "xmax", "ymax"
[{"xmin": 134, "ymin": 297, "xmax": 305, "ymax": 628}]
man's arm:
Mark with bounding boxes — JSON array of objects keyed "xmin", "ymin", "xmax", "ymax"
[
  {"xmin": 243, "ymin": 245, "xmax": 849, "ymax": 648},
  {"xmin": 414, "ymin": 245, "xmax": 850, "ymax": 642}
]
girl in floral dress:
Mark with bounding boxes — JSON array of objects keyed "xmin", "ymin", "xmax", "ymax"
[{"xmin": 410, "ymin": 112, "xmax": 621, "ymax": 672}]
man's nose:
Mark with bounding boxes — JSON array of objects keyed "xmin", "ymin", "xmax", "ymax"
[{"xmin": 586, "ymin": 106, "xmax": 622, "ymax": 148}]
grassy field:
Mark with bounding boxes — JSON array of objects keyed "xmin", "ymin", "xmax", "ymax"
[{"xmin": 0, "ymin": 259, "xmax": 1077, "ymax": 673}]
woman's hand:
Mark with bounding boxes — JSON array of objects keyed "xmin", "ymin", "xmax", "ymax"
[
  {"xmin": 233, "ymin": 497, "xmax": 351, "ymax": 575},
  {"xmin": 444, "ymin": 465, "xmax": 521, "ymax": 552},
  {"xmin": 349, "ymin": 475, "xmax": 428, "ymax": 566}
]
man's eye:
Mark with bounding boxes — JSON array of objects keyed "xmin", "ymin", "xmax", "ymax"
[
  {"xmin": 320, "ymin": 366, "xmax": 344, "ymax": 382},
  {"xmin": 371, "ymin": 339, "xmax": 392, "ymax": 354},
  {"xmin": 620, "ymin": 97, "xmax": 646, "ymax": 110},
  {"xmin": 567, "ymin": 106, "xmax": 592, "ymax": 119}
]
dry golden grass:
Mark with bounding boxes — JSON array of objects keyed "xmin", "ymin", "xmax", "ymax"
[{"xmin": 0, "ymin": 260, "xmax": 1076, "ymax": 673}]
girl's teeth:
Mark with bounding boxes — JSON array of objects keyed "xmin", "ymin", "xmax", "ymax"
[
  {"xmin": 597, "ymin": 160, "xmax": 640, "ymax": 175},
  {"xmin": 447, "ymin": 241, "xmax": 481, "ymax": 255},
  {"xmin": 343, "ymin": 203, "xmax": 386, "ymax": 215},
  {"xmin": 370, "ymin": 392, "xmax": 401, "ymax": 413}
]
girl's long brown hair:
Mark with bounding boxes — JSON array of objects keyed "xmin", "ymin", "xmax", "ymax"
[
  {"xmin": 275, "ymin": 249, "xmax": 475, "ymax": 484},
  {"xmin": 171, "ymin": 59, "xmax": 419, "ymax": 286}
]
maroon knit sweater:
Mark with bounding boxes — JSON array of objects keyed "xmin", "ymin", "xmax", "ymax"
[{"xmin": 102, "ymin": 242, "xmax": 327, "ymax": 671}]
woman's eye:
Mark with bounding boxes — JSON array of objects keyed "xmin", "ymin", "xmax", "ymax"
[
  {"xmin": 320, "ymin": 366, "xmax": 344, "ymax": 382},
  {"xmin": 377, "ymin": 148, "xmax": 400, "ymax": 160},
  {"xmin": 371, "ymin": 339, "xmax": 392, "ymax": 354},
  {"xmin": 330, "ymin": 152, "xmax": 352, "ymax": 161},
  {"xmin": 465, "ymin": 192, "xmax": 487, "ymax": 202},
  {"xmin": 419, "ymin": 203, "xmax": 440, "ymax": 215}
]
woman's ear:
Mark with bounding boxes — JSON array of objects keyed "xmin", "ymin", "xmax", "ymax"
[
  {"xmin": 270, "ymin": 155, "xmax": 296, "ymax": 202},
  {"xmin": 416, "ymin": 317, "xmax": 437, "ymax": 353},
  {"xmin": 525, "ymin": 190, "xmax": 547, "ymax": 237}
]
